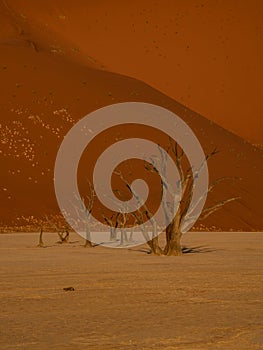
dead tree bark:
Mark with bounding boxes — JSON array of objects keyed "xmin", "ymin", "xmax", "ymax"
[
  {"xmin": 74, "ymin": 180, "xmax": 95, "ymax": 248},
  {"xmin": 102, "ymin": 213, "xmax": 118, "ymax": 242},
  {"xmin": 116, "ymin": 211, "xmax": 129, "ymax": 246},
  {"xmin": 84, "ymin": 225, "xmax": 93, "ymax": 247},
  {"xmin": 37, "ymin": 227, "xmax": 45, "ymax": 247},
  {"xmin": 57, "ymin": 229, "xmax": 70, "ymax": 243},
  {"xmin": 163, "ymin": 217, "xmax": 183, "ymax": 256},
  {"xmin": 110, "ymin": 227, "xmax": 117, "ymax": 241}
]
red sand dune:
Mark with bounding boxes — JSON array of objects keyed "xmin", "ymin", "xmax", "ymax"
[
  {"xmin": 1, "ymin": 0, "xmax": 262, "ymax": 145},
  {"xmin": 0, "ymin": 1, "xmax": 262, "ymax": 231}
]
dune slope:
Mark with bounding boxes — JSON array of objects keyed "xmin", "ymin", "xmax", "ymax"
[
  {"xmin": 0, "ymin": 2, "xmax": 262, "ymax": 231},
  {"xmin": 2, "ymin": 0, "xmax": 262, "ymax": 145}
]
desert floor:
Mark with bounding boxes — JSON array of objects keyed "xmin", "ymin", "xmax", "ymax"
[{"xmin": 0, "ymin": 232, "xmax": 262, "ymax": 350}]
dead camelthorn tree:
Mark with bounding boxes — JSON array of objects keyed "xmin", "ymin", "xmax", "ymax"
[
  {"xmin": 83, "ymin": 183, "xmax": 96, "ymax": 248},
  {"xmin": 101, "ymin": 212, "xmax": 118, "ymax": 242},
  {"xmin": 37, "ymin": 214, "xmax": 69, "ymax": 247},
  {"xmin": 37, "ymin": 217, "xmax": 49, "ymax": 247},
  {"xmin": 115, "ymin": 140, "xmax": 239, "ymax": 256},
  {"xmin": 114, "ymin": 170, "xmax": 163, "ymax": 255},
  {"xmin": 74, "ymin": 180, "xmax": 96, "ymax": 247},
  {"xmin": 37, "ymin": 227, "xmax": 45, "ymax": 248},
  {"xmin": 128, "ymin": 215, "xmax": 139, "ymax": 243},
  {"xmin": 43, "ymin": 215, "xmax": 71, "ymax": 244},
  {"xmin": 102, "ymin": 186, "xmax": 136, "ymax": 245},
  {"xmin": 102, "ymin": 208, "xmax": 137, "ymax": 245},
  {"xmin": 57, "ymin": 227, "xmax": 70, "ymax": 244},
  {"xmin": 132, "ymin": 205, "xmax": 162, "ymax": 255},
  {"xmin": 116, "ymin": 210, "xmax": 129, "ymax": 246},
  {"xmin": 149, "ymin": 141, "xmax": 239, "ymax": 255}
]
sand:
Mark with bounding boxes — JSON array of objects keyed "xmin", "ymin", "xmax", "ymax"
[
  {"xmin": 2, "ymin": 1, "xmax": 263, "ymax": 145},
  {"xmin": 0, "ymin": 1, "xmax": 263, "ymax": 231},
  {"xmin": 0, "ymin": 231, "xmax": 262, "ymax": 349},
  {"xmin": 1, "ymin": 3, "xmax": 262, "ymax": 348}
]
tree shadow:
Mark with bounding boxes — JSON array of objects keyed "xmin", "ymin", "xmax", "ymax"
[
  {"xmin": 34, "ymin": 240, "xmax": 215, "ymax": 254},
  {"xmin": 130, "ymin": 248, "xmax": 152, "ymax": 254},
  {"xmin": 182, "ymin": 245, "xmax": 216, "ymax": 254},
  {"xmin": 129, "ymin": 245, "xmax": 216, "ymax": 255}
]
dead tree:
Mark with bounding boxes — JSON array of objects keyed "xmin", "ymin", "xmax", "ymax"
[
  {"xmin": 101, "ymin": 212, "xmax": 118, "ymax": 242},
  {"xmin": 102, "ymin": 188, "xmax": 135, "ymax": 245},
  {"xmin": 37, "ymin": 214, "xmax": 69, "ymax": 247},
  {"xmin": 115, "ymin": 141, "xmax": 239, "ymax": 256},
  {"xmin": 37, "ymin": 227, "xmax": 45, "ymax": 247},
  {"xmin": 116, "ymin": 210, "xmax": 129, "ymax": 246},
  {"xmin": 148, "ymin": 141, "xmax": 239, "ymax": 255},
  {"xmin": 114, "ymin": 170, "xmax": 163, "ymax": 255},
  {"xmin": 57, "ymin": 228, "xmax": 70, "ymax": 244},
  {"xmin": 83, "ymin": 186, "xmax": 95, "ymax": 248},
  {"xmin": 128, "ymin": 215, "xmax": 138, "ymax": 242},
  {"xmin": 37, "ymin": 216, "xmax": 56, "ymax": 247},
  {"xmin": 73, "ymin": 180, "xmax": 96, "ymax": 247},
  {"xmin": 43, "ymin": 215, "xmax": 71, "ymax": 244}
]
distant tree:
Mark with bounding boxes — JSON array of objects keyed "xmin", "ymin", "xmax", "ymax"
[
  {"xmin": 37, "ymin": 227, "xmax": 44, "ymax": 247},
  {"xmin": 37, "ymin": 215, "xmax": 71, "ymax": 246},
  {"xmin": 36, "ymin": 214, "xmax": 69, "ymax": 247},
  {"xmin": 74, "ymin": 180, "xmax": 96, "ymax": 247},
  {"xmin": 101, "ymin": 212, "xmax": 118, "ymax": 242}
]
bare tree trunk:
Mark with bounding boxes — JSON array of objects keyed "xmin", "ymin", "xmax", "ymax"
[
  {"xmin": 164, "ymin": 220, "xmax": 182, "ymax": 256},
  {"xmin": 120, "ymin": 228, "xmax": 128, "ymax": 245},
  {"xmin": 120, "ymin": 228, "xmax": 124, "ymax": 245},
  {"xmin": 164, "ymin": 236, "xmax": 182, "ymax": 256},
  {"xmin": 84, "ymin": 225, "xmax": 93, "ymax": 247},
  {"xmin": 123, "ymin": 228, "xmax": 128, "ymax": 243},
  {"xmin": 147, "ymin": 222, "xmax": 163, "ymax": 255},
  {"xmin": 64, "ymin": 230, "xmax": 70, "ymax": 243},
  {"xmin": 110, "ymin": 227, "xmax": 114, "ymax": 241},
  {"xmin": 110, "ymin": 227, "xmax": 117, "ymax": 241},
  {"xmin": 129, "ymin": 227, "xmax": 134, "ymax": 242},
  {"xmin": 148, "ymin": 237, "xmax": 163, "ymax": 255},
  {"xmin": 37, "ymin": 228, "xmax": 44, "ymax": 247}
]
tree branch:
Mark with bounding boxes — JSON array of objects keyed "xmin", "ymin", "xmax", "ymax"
[{"xmin": 199, "ymin": 197, "xmax": 240, "ymax": 221}]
